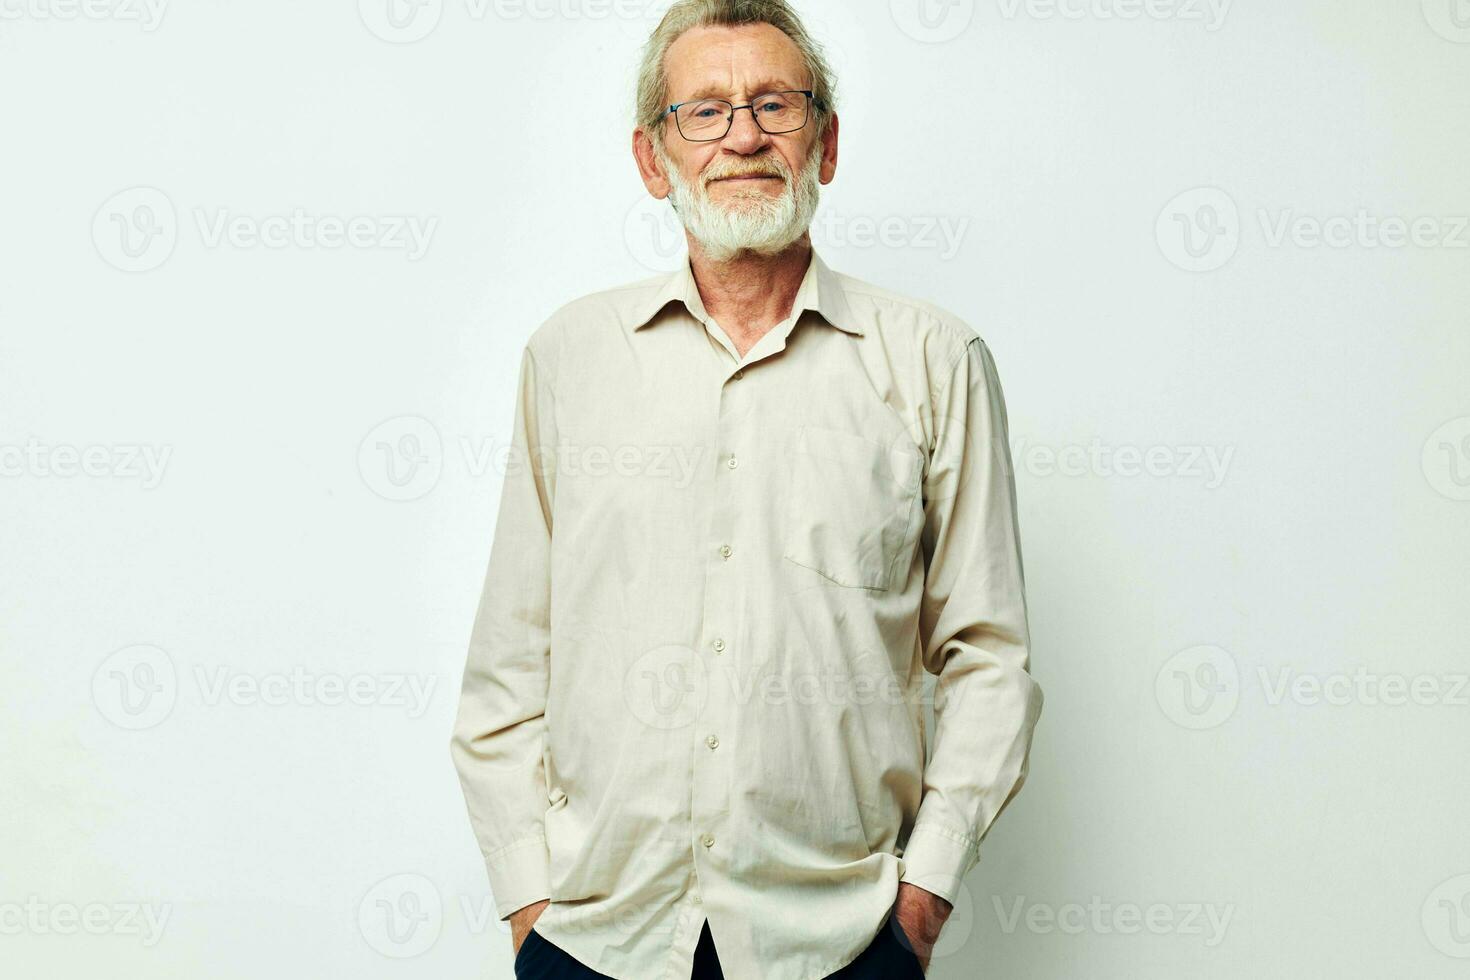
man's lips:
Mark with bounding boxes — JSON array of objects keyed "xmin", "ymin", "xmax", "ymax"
[{"xmin": 711, "ymin": 174, "xmax": 781, "ymax": 182}]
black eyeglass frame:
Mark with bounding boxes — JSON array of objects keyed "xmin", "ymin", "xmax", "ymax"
[{"xmin": 664, "ymin": 89, "xmax": 828, "ymax": 142}]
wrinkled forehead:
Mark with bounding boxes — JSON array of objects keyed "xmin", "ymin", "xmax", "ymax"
[{"xmin": 663, "ymin": 23, "xmax": 811, "ymax": 103}]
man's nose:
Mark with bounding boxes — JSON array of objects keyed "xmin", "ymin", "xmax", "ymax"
[{"xmin": 721, "ymin": 104, "xmax": 771, "ymax": 151}]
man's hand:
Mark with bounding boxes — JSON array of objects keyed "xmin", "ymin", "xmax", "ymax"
[
  {"xmin": 508, "ymin": 899, "xmax": 549, "ymax": 956},
  {"xmin": 894, "ymin": 882, "xmax": 952, "ymax": 974}
]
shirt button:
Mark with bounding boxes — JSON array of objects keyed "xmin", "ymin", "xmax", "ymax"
[
  {"xmin": 701, "ymin": 833, "xmax": 715, "ymax": 848},
  {"xmin": 705, "ymin": 734, "xmax": 719, "ymax": 749},
  {"xmin": 726, "ymin": 455, "xmax": 738, "ymax": 470},
  {"xmin": 691, "ymin": 892, "xmax": 703, "ymax": 905},
  {"xmin": 712, "ymin": 638, "xmax": 725, "ymax": 654},
  {"xmin": 732, "ymin": 370, "xmax": 743, "ymax": 381},
  {"xmin": 719, "ymin": 544, "xmax": 732, "ymax": 559}
]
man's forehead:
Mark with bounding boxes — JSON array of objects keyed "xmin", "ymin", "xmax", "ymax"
[{"xmin": 664, "ymin": 23, "xmax": 809, "ymax": 97}]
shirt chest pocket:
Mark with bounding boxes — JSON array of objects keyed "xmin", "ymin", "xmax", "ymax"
[{"xmin": 781, "ymin": 424, "xmax": 925, "ymax": 591}]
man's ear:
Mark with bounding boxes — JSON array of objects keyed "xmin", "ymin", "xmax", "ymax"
[
  {"xmin": 818, "ymin": 112, "xmax": 839, "ymax": 186},
  {"xmin": 633, "ymin": 128, "xmax": 672, "ymax": 200}
]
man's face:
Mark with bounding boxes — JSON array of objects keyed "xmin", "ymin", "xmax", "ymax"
[{"xmin": 642, "ymin": 22, "xmax": 838, "ymax": 260}]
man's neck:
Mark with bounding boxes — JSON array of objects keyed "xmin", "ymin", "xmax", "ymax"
[{"xmin": 688, "ymin": 238, "xmax": 812, "ymax": 358}]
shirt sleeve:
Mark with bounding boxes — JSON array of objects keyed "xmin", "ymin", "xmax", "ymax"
[
  {"xmin": 450, "ymin": 342, "xmax": 557, "ymax": 921},
  {"xmin": 898, "ymin": 336, "xmax": 1045, "ymax": 908}
]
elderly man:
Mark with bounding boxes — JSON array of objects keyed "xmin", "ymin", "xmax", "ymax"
[{"xmin": 451, "ymin": 2, "xmax": 1043, "ymax": 978}]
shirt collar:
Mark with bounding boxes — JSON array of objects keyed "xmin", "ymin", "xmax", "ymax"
[{"xmin": 631, "ymin": 247, "xmax": 863, "ymax": 337}]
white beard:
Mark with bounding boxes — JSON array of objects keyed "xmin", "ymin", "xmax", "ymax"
[{"xmin": 656, "ymin": 137, "xmax": 824, "ymax": 262}]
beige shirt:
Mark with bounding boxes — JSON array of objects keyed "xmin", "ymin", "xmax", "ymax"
[{"xmin": 451, "ymin": 247, "xmax": 1043, "ymax": 980}]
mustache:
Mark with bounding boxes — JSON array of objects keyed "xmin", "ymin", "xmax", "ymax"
[{"xmin": 704, "ymin": 162, "xmax": 789, "ymax": 183}]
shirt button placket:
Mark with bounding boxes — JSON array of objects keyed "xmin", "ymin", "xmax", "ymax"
[{"xmin": 691, "ymin": 362, "xmax": 746, "ymax": 905}]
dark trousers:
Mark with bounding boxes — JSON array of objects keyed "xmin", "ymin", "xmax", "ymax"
[{"xmin": 514, "ymin": 904, "xmax": 924, "ymax": 979}]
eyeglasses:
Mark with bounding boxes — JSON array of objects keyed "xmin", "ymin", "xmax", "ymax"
[{"xmin": 665, "ymin": 89, "xmax": 825, "ymax": 142}]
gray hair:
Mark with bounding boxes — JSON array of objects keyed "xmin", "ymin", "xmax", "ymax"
[{"xmin": 635, "ymin": 0, "xmax": 838, "ymax": 148}]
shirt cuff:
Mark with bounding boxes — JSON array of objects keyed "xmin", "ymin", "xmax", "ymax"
[
  {"xmin": 898, "ymin": 825, "xmax": 980, "ymax": 908},
  {"xmin": 486, "ymin": 836, "xmax": 552, "ymax": 920}
]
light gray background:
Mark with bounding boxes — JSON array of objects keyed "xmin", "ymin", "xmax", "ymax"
[{"xmin": 2, "ymin": 1, "xmax": 1468, "ymax": 977}]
